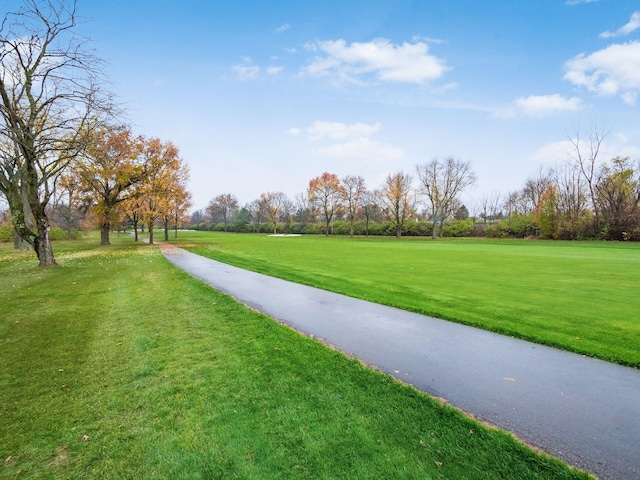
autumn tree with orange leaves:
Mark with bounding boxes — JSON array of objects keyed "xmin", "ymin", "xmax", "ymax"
[
  {"xmin": 74, "ymin": 126, "xmax": 148, "ymax": 245},
  {"xmin": 160, "ymin": 163, "xmax": 191, "ymax": 241},
  {"xmin": 378, "ymin": 171, "xmax": 417, "ymax": 238},
  {"xmin": 308, "ymin": 172, "xmax": 343, "ymax": 236},
  {"xmin": 136, "ymin": 138, "xmax": 185, "ymax": 245}
]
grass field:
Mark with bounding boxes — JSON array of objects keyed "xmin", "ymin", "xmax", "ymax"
[
  {"xmin": 175, "ymin": 232, "xmax": 640, "ymax": 368},
  {"xmin": 0, "ymin": 234, "xmax": 592, "ymax": 479}
]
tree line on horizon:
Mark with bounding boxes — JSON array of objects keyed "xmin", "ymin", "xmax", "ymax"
[{"xmin": 194, "ymin": 130, "xmax": 640, "ymax": 242}]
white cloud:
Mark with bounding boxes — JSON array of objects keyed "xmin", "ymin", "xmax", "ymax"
[
  {"xmin": 600, "ymin": 12, "xmax": 640, "ymax": 38},
  {"xmin": 302, "ymin": 38, "xmax": 449, "ymax": 85},
  {"xmin": 529, "ymin": 140, "xmax": 575, "ymax": 165},
  {"xmin": 267, "ymin": 66, "xmax": 284, "ymax": 75},
  {"xmin": 275, "ymin": 23, "xmax": 290, "ymax": 33},
  {"xmin": 287, "ymin": 127, "xmax": 301, "ymax": 135},
  {"xmin": 564, "ymin": 41, "xmax": 640, "ymax": 104},
  {"xmin": 233, "ymin": 59, "xmax": 260, "ymax": 80},
  {"xmin": 303, "ymin": 120, "xmax": 404, "ymax": 164},
  {"xmin": 566, "ymin": 0, "xmax": 598, "ymax": 5},
  {"xmin": 307, "ymin": 120, "xmax": 381, "ymax": 141},
  {"xmin": 312, "ymin": 137, "xmax": 404, "ymax": 161},
  {"xmin": 494, "ymin": 94, "xmax": 583, "ymax": 118},
  {"xmin": 520, "ymin": 94, "xmax": 582, "ymax": 117}
]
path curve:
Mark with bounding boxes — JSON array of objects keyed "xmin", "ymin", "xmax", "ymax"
[{"xmin": 160, "ymin": 244, "xmax": 640, "ymax": 480}]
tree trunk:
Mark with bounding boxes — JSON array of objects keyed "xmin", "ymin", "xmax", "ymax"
[
  {"xmin": 164, "ymin": 223, "xmax": 169, "ymax": 241},
  {"xmin": 101, "ymin": 223, "xmax": 110, "ymax": 245},
  {"xmin": 432, "ymin": 212, "xmax": 438, "ymax": 239},
  {"xmin": 34, "ymin": 217, "xmax": 56, "ymax": 266},
  {"xmin": 149, "ymin": 224, "xmax": 154, "ymax": 244},
  {"xmin": 133, "ymin": 220, "xmax": 139, "ymax": 241},
  {"xmin": 12, "ymin": 230, "xmax": 31, "ymax": 250},
  {"xmin": 396, "ymin": 224, "xmax": 402, "ymax": 238}
]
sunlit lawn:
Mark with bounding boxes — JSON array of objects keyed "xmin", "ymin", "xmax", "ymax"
[
  {"xmin": 0, "ymin": 234, "xmax": 592, "ymax": 479},
  {"xmin": 175, "ymin": 231, "xmax": 640, "ymax": 368}
]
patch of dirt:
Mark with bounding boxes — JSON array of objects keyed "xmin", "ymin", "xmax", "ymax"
[{"xmin": 48, "ymin": 447, "xmax": 70, "ymax": 468}]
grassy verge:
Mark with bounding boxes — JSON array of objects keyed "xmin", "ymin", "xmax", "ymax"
[
  {"xmin": 174, "ymin": 232, "xmax": 640, "ymax": 368},
  {"xmin": 0, "ymin": 235, "xmax": 591, "ymax": 479}
]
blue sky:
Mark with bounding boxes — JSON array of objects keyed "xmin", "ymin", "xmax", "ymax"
[{"xmin": 76, "ymin": 0, "xmax": 640, "ymax": 211}]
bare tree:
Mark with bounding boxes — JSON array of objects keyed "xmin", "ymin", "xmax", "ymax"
[
  {"xmin": 340, "ymin": 175, "xmax": 366, "ymax": 238},
  {"xmin": 378, "ymin": 171, "xmax": 417, "ymax": 238},
  {"xmin": 247, "ymin": 200, "xmax": 262, "ymax": 232},
  {"xmin": 0, "ymin": 0, "xmax": 112, "ymax": 265},
  {"xmin": 475, "ymin": 191, "xmax": 503, "ymax": 224},
  {"xmin": 258, "ymin": 191, "xmax": 288, "ymax": 234},
  {"xmin": 205, "ymin": 193, "xmax": 238, "ymax": 231},
  {"xmin": 567, "ymin": 122, "xmax": 609, "ymax": 233},
  {"xmin": 294, "ymin": 192, "xmax": 311, "ymax": 231},
  {"xmin": 360, "ymin": 190, "xmax": 379, "ymax": 237},
  {"xmin": 281, "ymin": 196, "xmax": 295, "ymax": 233},
  {"xmin": 416, "ymin": 157, "xmax": 476, "ymax": 239},
  {"xmin": 556, "ymin": 164, "xmax": 588, "ymax": 237},
  {"xmin": 521, "ymin": 167, "xmax": 555, "ymax": 214}
]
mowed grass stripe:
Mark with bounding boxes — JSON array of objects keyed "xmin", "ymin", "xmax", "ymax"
[
  {"xmin": 0, "ymin": 236, "xmax": 592, "ymax": 479},
  {"xmin": 178, "ymin": 232, "xmax": 640, "ymax": 367}
]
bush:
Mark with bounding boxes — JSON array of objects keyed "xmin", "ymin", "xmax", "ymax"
[
  {"xmin": 485, "ymin": 215, "xmax": 536, "ymax": 238},
  {"xmin": 49, "ymin": 228, "xmax": 84, "ymax": 241},
  {"xmin": 443, "ymin": 219, "xmax": 475, "ymax": 237},
  {"xmin": 0, "ymin": 222, "xmax": 12, "ymax": 242}
]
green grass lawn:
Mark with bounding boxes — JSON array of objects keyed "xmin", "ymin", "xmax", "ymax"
[
  {"xmin": 0, "ymin": 235, "xmax": 592, "ymax": 479},
  {"xmin": 174, "ymin": 232, "xmax": 640, "ymax": 368}
]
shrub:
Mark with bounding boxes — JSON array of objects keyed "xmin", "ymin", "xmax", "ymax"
[
  {"xmin": 443, "ymin": 219, "xmax": 475, "ymax": 237},
  {"xmin": 0, "ymin": 222, "xmax": 12, "ymax": 242}
]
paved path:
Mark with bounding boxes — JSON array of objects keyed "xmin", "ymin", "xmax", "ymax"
[{"xmin": 160, "ymin": 245, "xmax": 640, "ymax": 480}]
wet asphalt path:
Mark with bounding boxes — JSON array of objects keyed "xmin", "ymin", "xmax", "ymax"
[{"xmin": 160, "ymin": 245, "xmax": 640, "ymax": 480}]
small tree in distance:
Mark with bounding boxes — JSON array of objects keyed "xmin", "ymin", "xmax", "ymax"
[
  {"xmin": 308, "ymin": 172, "xmax": 343, "ymax": 236},
  {"xmin": 416, "ymin": 157, "xmax": 476, "ymax": 239},
  {"xmin": 378, "ymin": 171, "xmax": 416, "ymax": 238}
]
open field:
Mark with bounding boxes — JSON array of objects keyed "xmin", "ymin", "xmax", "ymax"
[
  {"xmin": 175, "ymin": 232, "xmax": 640, "ymax": 368},
  {"xmin": 0, "ymin": 235, "xmax": 592, "ymax": 479}
]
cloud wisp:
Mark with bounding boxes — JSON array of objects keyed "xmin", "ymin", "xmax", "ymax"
[
  {"xmin": 495, "ymin": 94, "xmax": 583, "ymax": 118},
  {"xmin": 600, "ymin": 12, "xmax": 640, "ymax": 38},
  {"xmin": 290, "ymin": 120, "xmax": 404, "ymax": 164},
  {"xmin": 301, "ymin": 38, "xmax": 450, "ymax": 85}
]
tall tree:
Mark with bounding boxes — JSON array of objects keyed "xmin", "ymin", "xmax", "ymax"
[
  {"xmin": 341, "ymin": 175, "xmax": 366, "ymax": 238},
  {"xmin": 163, "ymin": 174, "xmax": 192, "ymax": 240},
  {"xmin": 360, "ymin": 190, "xmax": 379, "ymax": 237},
  {"xmin": 568, "ymin": 123, "xmax": 609, "ymax": 234},
  {"xmin": 378, "ymin": 171, "xmax": 416, "ymax": 238},
  {"xmin": 75, "ymin": 125, "xmax": 147, "ymax": 245},
  {"xmin": 0, "ymin": 0, "xmax": 112, "ymax": 265},
  {"xmin": 416, "ymin": 157, "xmax": 476, "ymax": 239},
  {"xmin": 308, "ymin": 172, "xmax": 343, "ymax": 236},
  {"xmin": 205, "ymin": 193, "xmax": 238, "ymax": 231},
  {"xmin": 137, "ymin": 138, "xmax": 183, "ymax": 245}
]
